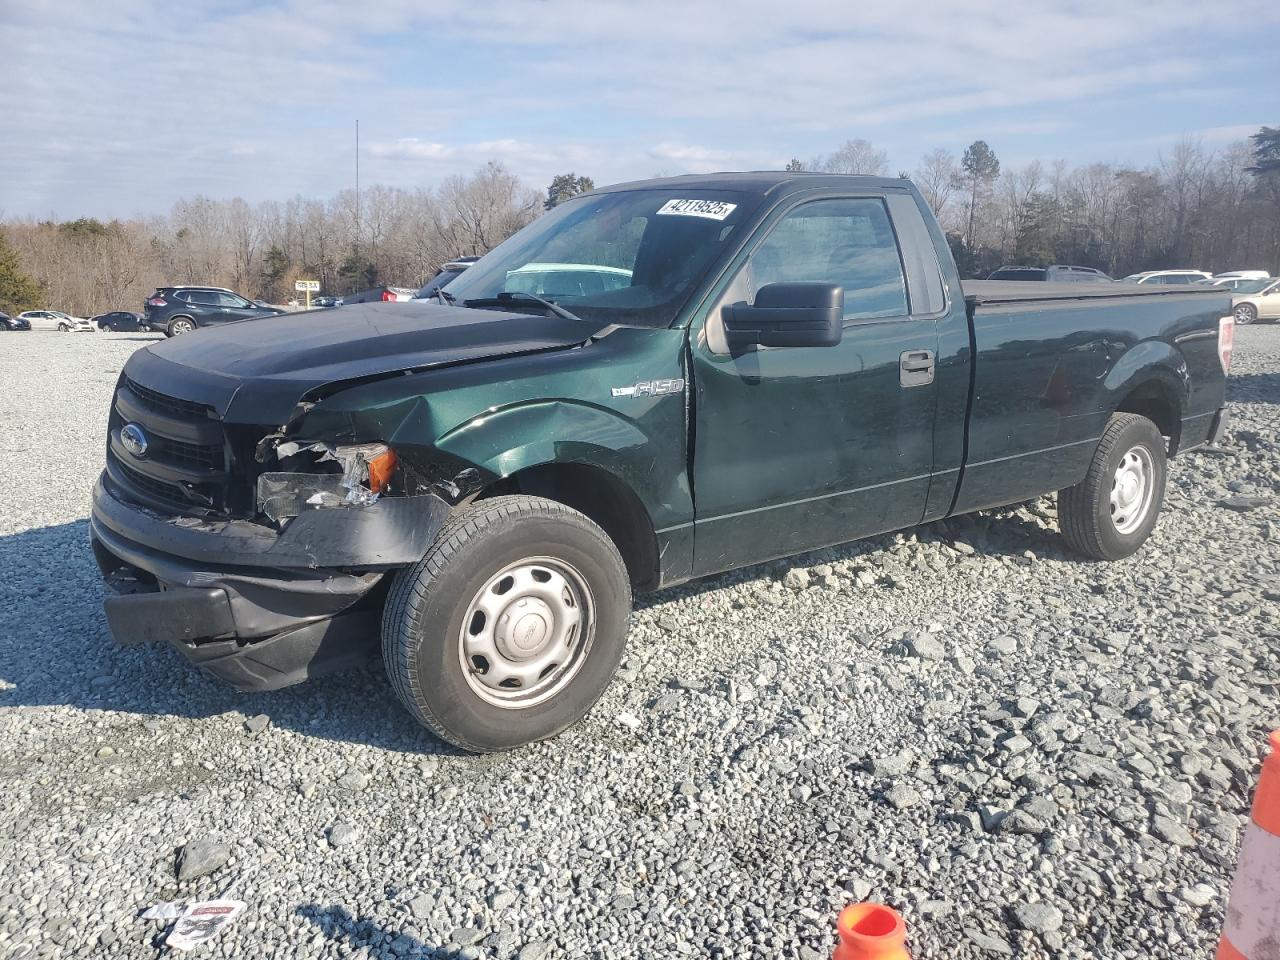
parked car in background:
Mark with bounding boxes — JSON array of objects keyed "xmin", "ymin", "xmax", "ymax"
[
  {"xmin": 1231, "ymin": 278, "xmax": 1280, "ymax": 324},
  {"xmin": 1213, "ymin": 270, "xmax": 1270, "ymax": 281},
  {"xmin": 93, "ymin": 311, "xmax": 150, "ymax": 332},
  {"xmin": 1201, "ymin": 276, "xmax": 1273, "ymax": 292},
  {"xmin": 986, "ymin": 264, "xmax": 1114, "ymax": 282},
  {"xmin": 312, "ymin": 296, "xmax": 339, "ymax": 308},
  {"xmin": 0, "ymin": 311, "xmax": 31, "ymax": 331},
  {"xmin": 340, "ymin": 286, "xmax": 417, "ymax": 304},
  {"xmin": 415, "ymin": 257, "xmax": 481, "ymax": 300},
  {"xmin": 144, "ymin": 287, "xmax": 286, "ymax": 337},
  {"xmin": 18, "ymin": 310, "xmax": 95, "ymax": 332},
  {"xmin": 1118, "ymin": 270, "xmax": 1213, "ymax": 285},
  {"xmin": 504, "ymin": 262, "xmax": 635, "ymax": 296}
]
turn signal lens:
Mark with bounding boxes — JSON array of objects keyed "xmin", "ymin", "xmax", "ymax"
[{"xmin": 367, "ymin": 448, "xmax": 398, "ymax": 492}]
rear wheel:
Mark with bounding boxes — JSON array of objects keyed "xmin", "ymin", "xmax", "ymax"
[
  {"xmin": 382, "ymin": 495, "xmax": 631, "ymax": 752},
  {"xmin": 1234, "ymin": 303, "xmax": 1257, "ymax": 325},
  {"xmin": 167, "ymin": 317, "xmax": 196, "ymax": 336},
  {"xmin": 1058, "ymin": 413, "xmax": 1167, "ymax": 560}
]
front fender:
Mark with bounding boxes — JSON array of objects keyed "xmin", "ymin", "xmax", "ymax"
[{"xmin": 435, "ymin": 399, "xmax": 687, "ymax": 529}]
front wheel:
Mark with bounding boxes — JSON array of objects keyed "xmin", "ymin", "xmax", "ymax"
[
  {"xmin": 382, "ymin": 495, "xmax": 632, "ymax": 752},
  {"xmin": 57, "ymin": 323, "xmax": 70, "ymax": 332},
  {"xmin": 1234, "ymin": 303, "xmax": 1257, "ymax": 325},
  {"xmin": 1058, "ymin": 413, "xmax": 1167, "ymax": 560}
]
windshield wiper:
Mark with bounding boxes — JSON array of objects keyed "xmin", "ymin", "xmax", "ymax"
[
  {"xmin": 435, "ymin": 288, "xmax": 456, "ymax": 305},
  {"xmin": 464, "ymin": 291, "xmax": 586, "ymax": 324}
]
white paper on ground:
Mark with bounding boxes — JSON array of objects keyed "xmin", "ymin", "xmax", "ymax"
[
  {"xmin": 140, "ymin": 901, "xmax": 185, "ymax": 921},
  {"xmin": 164, "ymin": 900, "xmax": 246, "ymax": 951}
]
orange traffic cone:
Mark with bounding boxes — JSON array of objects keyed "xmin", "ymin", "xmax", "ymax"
[
  {"xmin": 1217, "ymin": 730, "xmax": 1280, "ymax": 960},
  {"xmin": 833, "ymin": 903, "xmax": 910, "ymax": 960}
]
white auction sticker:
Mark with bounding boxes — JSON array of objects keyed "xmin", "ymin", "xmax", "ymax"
[
  {"xmin": 165, "ymin": 900, "xmax": 245, "ymax": 951},
  {"xmin": 655, "ymin": 198, "xmax": 737, "ymax": 220}
]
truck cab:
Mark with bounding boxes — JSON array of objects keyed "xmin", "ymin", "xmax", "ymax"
[{"xmin": 92, "ymin": 173, "xmax": 1232, "ymax": 751}]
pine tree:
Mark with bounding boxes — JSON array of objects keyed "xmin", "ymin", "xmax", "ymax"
[
  {"xmin": 544, "ymin": 173, "xmax": 595, "ymax": 211},
  {"xmin": 0, "ymin": 230, "xmax": 42, "ymax": 313},
  {"xmin": 956, "ymin": 141, "xmax": 1001, "ymax": 256},
  {"xmin": 260, "ymin": 245, "xmax": 290, "ymax": 302}
]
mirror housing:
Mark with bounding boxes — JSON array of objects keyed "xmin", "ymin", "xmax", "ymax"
[{"xmin": 722, "ymin": 282, "xmax": 844, "ymax": 349}]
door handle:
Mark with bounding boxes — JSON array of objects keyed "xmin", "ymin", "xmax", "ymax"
[{"xmin": 899, "ymin": 349, "xmax": 935, "ymax": 387}]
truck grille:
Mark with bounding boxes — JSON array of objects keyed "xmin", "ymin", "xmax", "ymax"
[
  {"xmin": 124, "ymin": 376, "xmax": 215, "ymax": 419},
  {"xmin": 105, "ymin": 377, "xmax": 241, "ymax": 516}
]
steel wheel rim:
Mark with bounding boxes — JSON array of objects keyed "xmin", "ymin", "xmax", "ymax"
[
  {"xmin": 1110, "ymin": 444, "xmax": 1155, "ymax": 535},
  {"xmin": 1234, "ymin": 305, "xmax": 1254, "ymax": 324},
  {"xmin": 457, "ymin": 556, "xmax": 595, "ymax": 709}
]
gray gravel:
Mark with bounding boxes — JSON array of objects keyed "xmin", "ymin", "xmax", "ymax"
[{"xmin": 1, "ymin": 327, "xmax": 1278, "ymax": 959}]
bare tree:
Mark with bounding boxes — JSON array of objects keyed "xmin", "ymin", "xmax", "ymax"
[
  {"xmin": 914, "ymin": 149, "xmax": 958, "ymax": 224},
  {"xmin": 813, "ymin": 139, "xmax": 890, "ymax": 176}
]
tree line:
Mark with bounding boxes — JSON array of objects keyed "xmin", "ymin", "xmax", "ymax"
[
  {"xmin": 804, "ymin": 129, "xmax": 1280, "ymax": 280},
  {"xmin": 2, "ymin": 129, "xmax": 1278, "ymax": 316}
]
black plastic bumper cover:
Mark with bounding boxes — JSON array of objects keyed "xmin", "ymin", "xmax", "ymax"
[
  {"xmin": 92, "ymin": 474, "xmax": 449, "ymax": 569},
  {"xmin": 91, "ymin": 475, "xmax": 451, "ymax": 690}
]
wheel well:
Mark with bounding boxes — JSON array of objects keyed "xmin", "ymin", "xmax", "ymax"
[
  {"xmin": 1116, "ymin": 380, "xmax": 1181, "ymax": 454},
  {"xmin": 478, "ymin": 463, "xmax": 660, "ymax": 592}
]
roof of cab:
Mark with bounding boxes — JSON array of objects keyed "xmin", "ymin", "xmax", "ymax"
[{"xmin": 592, "ymin": 171, "xmax": 910, "ymax": 199}]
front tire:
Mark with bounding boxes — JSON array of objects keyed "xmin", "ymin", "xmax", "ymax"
[
  {"xmin": 1234, "ymin": 303, "xmax": 1257, "ymax": 325},
  {"xmin": 382, "ymin": 495, "xmax": 631, "ymax": 752},
  {"xmin": 1058, "ymin": 413, "xmax": 1167, "ymax": 560},
  {"xmin": 57, "ymin": 323, "xmax": 69, "ymax": 332}
]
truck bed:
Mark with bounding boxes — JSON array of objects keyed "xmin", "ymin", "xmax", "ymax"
[{"xmin": 962, "ymin": 280, "xmax": 1216, "ymax": 305}]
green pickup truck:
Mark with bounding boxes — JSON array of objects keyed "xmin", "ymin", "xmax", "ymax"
[{"xmin": 92, "ymin": 173, "xmax": 1233, "ymax": 751}]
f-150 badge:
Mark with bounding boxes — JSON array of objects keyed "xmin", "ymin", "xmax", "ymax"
[{"xmin": 611, "ymin": 378, "xmax": 685, "ymax": 398}]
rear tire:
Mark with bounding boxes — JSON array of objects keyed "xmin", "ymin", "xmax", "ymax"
[
  {"xmin": 1234, "ymin": 303, "xmax": 1257, "ymax": 325},
  {"xmin": 1059, "ymin": 413, "xmax": 1166, "ymax": 560},
  {"xmin": 382, "ymin": 495, "xmax": 631, "ymax": 752},
  {"xmin": 167, "ymin": 317, "xmax": 196, "ymax": 336}
]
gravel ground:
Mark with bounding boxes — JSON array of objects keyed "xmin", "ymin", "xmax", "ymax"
[{"xmin": 0, "ymin": 327, "xmax": 1277, "ymax": 960}]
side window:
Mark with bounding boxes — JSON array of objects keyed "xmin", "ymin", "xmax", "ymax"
[
  {"xmin": 749, "ymin": 198, "xmax": 908, "ymax": 321},
  {"xmin": 219, "ymin": 293, "xmax": 250, "ymax": 307}
]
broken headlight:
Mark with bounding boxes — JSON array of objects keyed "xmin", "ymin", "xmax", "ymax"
[{"xmin": 256, "ymin": 442, "xmax": 398, "ymax": 525}]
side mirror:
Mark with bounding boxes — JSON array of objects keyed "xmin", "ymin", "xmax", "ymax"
[{"xmin": 722, "ymin": 282, "xmax": 844, "ymax": 349}]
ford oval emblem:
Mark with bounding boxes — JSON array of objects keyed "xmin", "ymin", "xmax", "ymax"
[{"xmin": 120, "ymin": 423, "xmax": 149, "ymax": 458}]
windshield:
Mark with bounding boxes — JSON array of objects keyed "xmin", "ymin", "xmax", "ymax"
[{"xmin": 444, "ymin": 188, "xmax": 761, "ymax": 326}]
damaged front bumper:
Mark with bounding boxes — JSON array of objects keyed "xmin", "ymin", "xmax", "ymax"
[{"xmin": 90, "ymin": 474, "xmax": 450, "ymax": 691}]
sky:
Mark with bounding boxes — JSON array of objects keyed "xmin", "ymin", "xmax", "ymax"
[{"xmin": 2, "ymin": 0, "xmax": 1278, "ymax": 219}]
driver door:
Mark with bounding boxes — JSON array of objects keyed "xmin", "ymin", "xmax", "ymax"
[{"xmin": 689, "ymin": 194, "xmax": 942, "ymax": 576}]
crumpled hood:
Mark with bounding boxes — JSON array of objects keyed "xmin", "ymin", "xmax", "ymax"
[{"xmin": 123, "ymin": 301, "xmax": 604, "ymax": 424}]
